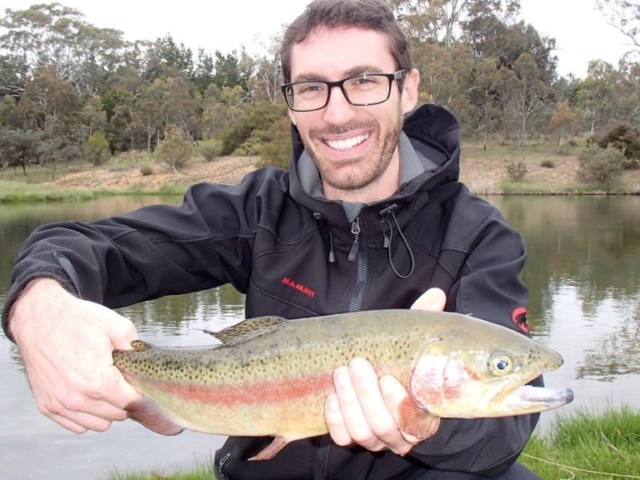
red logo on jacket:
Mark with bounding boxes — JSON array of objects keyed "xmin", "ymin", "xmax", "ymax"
[{"xmin": 282, "ymin": 277, "xmax": 316, "ymax": 298}]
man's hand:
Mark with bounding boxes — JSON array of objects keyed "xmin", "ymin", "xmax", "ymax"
[
  {"xmin": 324, "ymin": 288, "xmax": 446, "ymax": 454},
  {"xmin": 9, "ymin": 278, "xmax": 143, "ymax": 434}
]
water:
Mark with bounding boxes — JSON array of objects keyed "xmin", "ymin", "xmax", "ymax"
[{"xmin": 1, "ymin": 195, "xmax": 640, "ymax": 479}]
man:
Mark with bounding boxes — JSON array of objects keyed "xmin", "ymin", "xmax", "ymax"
[{"xmin": 2, "ymin": 0, "xmax": 542, "ymax": 478}]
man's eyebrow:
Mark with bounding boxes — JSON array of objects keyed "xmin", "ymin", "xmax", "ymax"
[{"xmin": 291, "ymin": 66, "xmax": 386, "ymax": 83}]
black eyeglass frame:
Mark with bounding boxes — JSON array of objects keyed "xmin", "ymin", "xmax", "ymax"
[{"xmin": 281, "ymin": 70, "xmax": 406, "ymax": 112}]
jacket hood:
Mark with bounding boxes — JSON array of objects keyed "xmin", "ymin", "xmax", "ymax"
[{"xmin": 287, "ymin": 103, "xmax": 461, "ymax": 216}]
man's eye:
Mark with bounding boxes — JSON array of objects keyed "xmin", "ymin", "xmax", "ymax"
[{"xmin": 298, "ymin": 84, "xmax": 324, "ymax": 94}]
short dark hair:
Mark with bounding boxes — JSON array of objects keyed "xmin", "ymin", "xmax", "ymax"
[{"xmin": 280, "ymin": 0, "xmax": 413, "ymax": 83}]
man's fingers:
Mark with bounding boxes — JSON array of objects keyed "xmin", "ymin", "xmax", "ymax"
[{"xmin": 324, "ymin": 392, "xmax": 351, "ymax": 446}]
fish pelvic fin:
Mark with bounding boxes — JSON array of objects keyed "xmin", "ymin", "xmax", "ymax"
[
  {"xmin": 124, "ymin": 397, "xmax": 184, "ymax": 436},
  {"xmin": 203, "ymin": 316, "xmax": 286, "ymax": 347},
  {"xmin": 248, "ymin": 436, "xmax": 289, "ymax": 461},
  {"xmin": 398, "ymin": 396, "xmax": 441, "ymax": 441}
]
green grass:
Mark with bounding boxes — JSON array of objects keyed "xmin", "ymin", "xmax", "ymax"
[
  {"xmin": 521, "ymin": 404, "xmax": 640, "ymax": 479},
  {"xmin": 104, "ymin": 406, "xmax": 640, "ymax": 480}
]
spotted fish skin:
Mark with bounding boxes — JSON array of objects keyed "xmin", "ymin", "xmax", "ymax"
[{"xmin": 113, "ymin": 309, "xmax": 573, "ymax": 460}]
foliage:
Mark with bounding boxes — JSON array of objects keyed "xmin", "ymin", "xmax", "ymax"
[
  {"xmin": 578, "ymin": 146, "xmax": 625, "ymax": 185},
  {"xmin": 0, "ymin": 128, "xmax": 44, "ymax": 174},
  {"xmin": 504, "ymin": 158, "xmax": 528, "ymax": 182},
  {"xmin": 197, "ymin": 139, "xmax": 223, "ymax": 161},
  {"xmin": 0, "ymin": 0, "xmax": 638, "ymax": 157},
  {"xmin": 139, "ymin": 164, "xmax": 153, "ymax": 176},
  {"xmin": 219, "ymin": 102, "xmax": 288, "ymax": 156},
  {"xmin": 155, "ymin": 125, "xmax": 193, "ymax": 172},
  {"xmin": 593, "ymin": 121, "xmax": 640, "ymax": 168},
  {"xmin": 540, "ymin": 159, "xmax": 555, "ymax": 168},
  {"xmin": 258, "ymin": 116, "xmax": 292, "ymax": 169},
  {"xmin": 58, "ymin": 145, "xmax": 83, "ymax": 164},
  {"xmin": 85, "ymin": 130, "xmax": 111, "ymax": 166}
]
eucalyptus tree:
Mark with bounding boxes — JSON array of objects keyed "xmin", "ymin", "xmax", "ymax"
[
  {"xmin": 17, "ymin": 67, "xmax": 80, "ymax": 139},
  {"xmin": 0, "ymin": 3, "xmax": 130, "ymax": 96},
  {"xmin": 575, "ymin": 60, "xmax": 619, "ymax": 135},
  {"xmin": 596, "ymin": 0, "xmax": 640, "ymax": 53},
  {"xmin": 510, "ymin": 52, "xmax": 548, "ymax": 142},
  {"xmin": 391, "ymin": 0, "xmax": 520, "ymax": 47}
]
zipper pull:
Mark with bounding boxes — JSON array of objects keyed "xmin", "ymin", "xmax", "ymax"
[{"xmin": 348, "ymin": 218, "xmax": 360, "ymax": 262}]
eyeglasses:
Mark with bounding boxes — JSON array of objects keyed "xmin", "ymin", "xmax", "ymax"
[{"xmin": 281, "ymin": 70, "xmax": 406, "ymax": 112}]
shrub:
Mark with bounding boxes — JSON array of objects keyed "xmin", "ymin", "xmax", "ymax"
[
  {"xmin": 504, "ymin": 158, "xmax": 528, "ymax": 182},
  {"xmin": 197, "ymin": 139, "xmax": 223, "ymax": 162},
  {"xmin": 578, "ymin": 147, "xmax": 625, "ymax": 185},
  {"xmin": 594, "ymin": 121, "xmax": 640, "ymax": 169},
  {"xmin": 155, "ymin": 126, "xmax": 193, "ymax": 172},
  {"xmin": 58, "ymin": 145, "xmax": 83, "ymax": 164},
  {"xmin": 540, "ymin": 159, "xmax": 555, "ymax": 168},
  {"xmin": 84, "ymin": 130, "xmax": 110, "ymax": 166},
  {"xmin": 139, "ymin": 164, "xmax": 153, "ymax": 176}
]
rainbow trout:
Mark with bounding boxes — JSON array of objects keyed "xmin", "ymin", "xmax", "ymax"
[{"xmin": 113, "ymin": 310, "xmax": 573, "ymax": 460}]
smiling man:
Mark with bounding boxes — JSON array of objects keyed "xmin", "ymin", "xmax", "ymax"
[{"xmin": 3, "ymin": 0, "xmax": 542, "ymax": 479}]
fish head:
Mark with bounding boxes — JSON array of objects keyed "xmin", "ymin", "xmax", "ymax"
[{"xmin": 409, "ymin": 318, "xmax": 573, "ymax": 418}]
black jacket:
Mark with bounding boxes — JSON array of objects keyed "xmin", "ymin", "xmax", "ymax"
[{"xmin": 2, "ymin": 104, "xmax": 538, "ymax": 479}]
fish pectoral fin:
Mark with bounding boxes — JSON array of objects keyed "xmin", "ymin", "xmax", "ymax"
[
  {"xmin": 248, "ymin": 436, "xmax": 289, "ymax": 461},
  {"xmin": 124, "ymin": 397, "xmax": 185, "ymax": 436},
  {"xmin": 398, "ymin": 397, "xmax": 441, "ymax": 441}
]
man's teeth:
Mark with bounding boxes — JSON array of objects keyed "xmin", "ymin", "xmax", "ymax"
[{"xmin": 325, "ymin": 134, "xmax": 369, "ymax": 151}]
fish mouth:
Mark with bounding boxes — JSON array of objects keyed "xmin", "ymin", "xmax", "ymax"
[{"xmin": 497, "ymin": 385, "xmax": 574, "ymax": 414}]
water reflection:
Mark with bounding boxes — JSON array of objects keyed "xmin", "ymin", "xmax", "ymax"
[{"xmin": 2, "ymin": 195, "xmax": 640, "ymax": 478}]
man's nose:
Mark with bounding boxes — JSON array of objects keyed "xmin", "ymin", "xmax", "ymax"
[{"xmin": 322, "ymin": 85, "xmax": 358, "ymax": 125}]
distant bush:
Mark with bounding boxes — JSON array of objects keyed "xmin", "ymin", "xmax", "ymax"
[
  {"xmin": 578, "ymin": 147, "xmax": 625, "ymax": 185},
  {"xmin": 258, "ymin": 116, "xmax": 292, "ymax": 169},
  {"xmin": 139, "ymin": 164, "xmax": 153, "ymax": 176},
  {"xmin": 85, "ymin": 131, "xmax": 110, "ymax": 166},
  {"xmin": 58, "ymin": 145, "xmax": 83, "ymax": 164},
  {"xmin": 197, "ymin": 139, "xmax": 223, "ymax": 162},
  {"xmin": 540, "ymin": 159, "xmax": 555, "ymax": 168},
  {"xmin": 593, "ymin": 121, "xmax": 640, "ymax": 169},
  {"xmin": 504, "ymin": 158, "xmax": 528, "ymax": 182},
  {"xmin": 155, "ymin": 126, "xmax": 193, "ymax": 172}
]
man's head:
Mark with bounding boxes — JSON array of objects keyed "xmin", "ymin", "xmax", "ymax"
[
  {"xmin": 280, "ymin": 0, "xmax": 413, "ymax": 85},
  {"xmin": 280, "ymin": 0, "xmax": 420, "ymax": 203}
]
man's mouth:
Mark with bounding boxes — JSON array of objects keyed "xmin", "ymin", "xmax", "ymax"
[{"xmin": 324, "ymin": 133, "xmax": 370, "ymax": 151}]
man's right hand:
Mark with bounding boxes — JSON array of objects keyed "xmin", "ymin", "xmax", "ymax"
[{"xmin": 8, "ymin": 278, "xmax": 143, "ymax": 433}]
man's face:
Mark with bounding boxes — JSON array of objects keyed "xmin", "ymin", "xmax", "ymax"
[{"xmin": 288, "ymin": 27, "xmax": 419, "ymax": 201}]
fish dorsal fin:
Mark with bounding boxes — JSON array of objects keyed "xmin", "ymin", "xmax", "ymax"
[{"xmin": 203, "ymin": 316, "xmax": 286, "ymax": 346}]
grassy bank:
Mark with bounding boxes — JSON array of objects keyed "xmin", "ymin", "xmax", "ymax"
[
  {"xmin": 0, "ymin": 179, "xmax": 186, "ymax": 203},
  {"xmin": 104, "ymin": 405, "xmax": 640, "ymax": 480},
  {"xmin": 3, "ymin": 141, "xmax": 640, "ymax": 203}
]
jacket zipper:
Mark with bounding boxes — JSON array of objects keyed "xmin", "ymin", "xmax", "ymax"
[
  {"xmin": 316, "ymin": 217, "xmax": 368, "ymax": 478},
  {"xmin": 348, "ymin": 216, "xmax": 367, "ymax": 312}
]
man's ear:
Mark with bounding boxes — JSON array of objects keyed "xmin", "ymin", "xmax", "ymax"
[
  {"xmin": 401, "ymin": 68, "xmax": 420, "ymax": 115},
  {"xmin": 289, "ymin": 110, "xmax": 297, "ymax": 126}
]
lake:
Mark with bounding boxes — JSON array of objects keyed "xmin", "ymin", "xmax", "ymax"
[{"xmin": 1, "ymin": 195, "xmax": 640, "ymax": 479}]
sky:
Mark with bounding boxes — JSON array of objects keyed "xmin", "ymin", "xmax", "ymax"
[{"xmin": 1, "ymin": 0, "xmax": 633, "ymax": 79}]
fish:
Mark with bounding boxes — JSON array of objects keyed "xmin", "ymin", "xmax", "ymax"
[{"xmin": 112, "ymin": 309, "xmax": 573, "ymax": 460}]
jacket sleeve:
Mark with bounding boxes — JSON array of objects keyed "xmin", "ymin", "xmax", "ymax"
[
  {"xmin": 1, "ymin": 169, "xmax": 284, "ymax": 341},
  {"xmin": 410, "ymin": 193, "xmax": 539, "ymax": 475}
]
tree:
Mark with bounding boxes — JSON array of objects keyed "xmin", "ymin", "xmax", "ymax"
[
  {"xmin": 155, "ymin": 125, "xmax": 193, "ymax": 173},
  {"xmin": 17, "ymin": 67, "xmax": 80, "ymax": 138},
  {"xmin": 142, "ymin": 34, "xmax": 194, "ymax": 82},
  {"xmin": 392, "ymin": 0, "xmax": 520, "ymax": 47},
  {"xmin": 596, "ymin": 0, "xmax": 640, "ymax": 53},
  {"xmin": 84, "ymin": 130, "xmax": 110, "ymax": 166},
  {"xmin": 0, "ymin": 3, "xmax": 129, "ymax": 96},
  {"xmin": 510, "ymin": 53, "xmax": 547, "ymax": 142},
  {"xmin": 0, "ymin": 128, "xmax": 44, "ymax": 174},
  {"xmin": 549, "ymin": 100, "xmax": 576, "ymax": 146}
]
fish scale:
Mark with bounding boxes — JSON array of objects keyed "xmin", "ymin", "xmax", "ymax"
[{"xmin": 113, "ymin": 309, "xmax": 573, "ymax": 460}]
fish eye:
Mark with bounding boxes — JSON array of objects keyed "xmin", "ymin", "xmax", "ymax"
[{"xmin": 489, "ymin": 354, "xmax": 513, "ymax": 375}]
